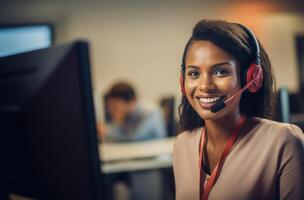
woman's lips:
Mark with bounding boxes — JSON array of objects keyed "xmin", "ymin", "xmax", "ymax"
[{"xmin": 196, "ymin": 96, "xmax": 225, "ymax": 109}]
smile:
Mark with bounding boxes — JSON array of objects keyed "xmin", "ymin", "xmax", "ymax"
[
  {"xmin": 199, "ymin": 96, "xmax": 222, "ymax": 103},
  {"xmin": 196, "ymin": 96, "xmax": 225, "ymax": 109}
]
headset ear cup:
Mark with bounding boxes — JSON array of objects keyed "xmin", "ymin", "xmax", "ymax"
[
  {"xmin": 246, "ymin": 63, "xmax": 263, "ymax": 93},
  {"xmin": 179, "ymin": 73, "xmax": 186, "ymax": 95}
]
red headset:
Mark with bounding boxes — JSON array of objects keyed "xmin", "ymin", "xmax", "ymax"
[{"xmin": 180, "ymin": 23, "xmax": 263, "ymax": 113}]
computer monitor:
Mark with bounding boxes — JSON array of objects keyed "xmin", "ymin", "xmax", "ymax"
[
  {"xmin": 0, "ymin": 24, "xmax": 53, "ymax": 57},
  {"xmin": 0, "ymin": 41, "xmax": 104, "ymax": 200}
]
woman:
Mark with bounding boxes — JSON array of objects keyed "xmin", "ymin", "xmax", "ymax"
[{"xmin": 173, "ymin": 19, "xmax": 304, "ymax": 200}]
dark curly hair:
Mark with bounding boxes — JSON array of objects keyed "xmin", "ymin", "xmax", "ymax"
[{"xmin": 178, "ymin": 19, "xmax": 276, "ymax": 132}]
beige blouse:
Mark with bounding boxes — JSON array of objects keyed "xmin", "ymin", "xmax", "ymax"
[{"xmin": 173, "ymin": 118, "xmax": 304, "ymax": 200}]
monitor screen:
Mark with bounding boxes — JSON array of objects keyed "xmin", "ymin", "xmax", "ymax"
[
  {"xmin": 0, "ymin": 41, "xmax": 104, "ymax": 200},
  {"xmin": 0, "ymin": 24, "xmax": 53, "ymax": 57}
]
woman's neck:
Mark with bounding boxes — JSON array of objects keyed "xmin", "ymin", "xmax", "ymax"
[{"xmin": 204, "ymin": 112, "xmax": 242, "ymax": 149}]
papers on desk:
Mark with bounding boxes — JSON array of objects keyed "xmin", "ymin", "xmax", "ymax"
[{"xmin": 99, "ymin": 137, "xmax": 176, "ymax": 173}]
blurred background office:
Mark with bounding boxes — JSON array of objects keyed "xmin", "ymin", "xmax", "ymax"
[
  {"xmin": 1, "ymin": 0, "xmax": 304, "ymax": 127},
  {"xmin": 1, "ymin": 0, "xmax": 304, "ymax": 199}
]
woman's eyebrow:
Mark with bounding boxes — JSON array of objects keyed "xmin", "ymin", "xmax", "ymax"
[
  {"xmin": 186, "ymin": 62, "xmax": 233, "ymax": 70},
  {"xmin": 213, "ymin": 62, "xmax": 233, "ymax": 67},
  {"xmin": 186, "ymin": 65, "xmax": 200, "ymax": 70}
]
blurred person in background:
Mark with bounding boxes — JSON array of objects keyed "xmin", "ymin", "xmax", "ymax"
[{"xmin": 98, "ymin": 81, "xmax": 167, "ymax": 142}]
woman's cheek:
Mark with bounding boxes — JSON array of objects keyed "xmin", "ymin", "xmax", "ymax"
[
  {"xmin": 216, "ymin": 77, "xmax": 240, "ymax": 93},
  {"xmin": 185, "ymin": 79, "xmax": 197, "ymax": 94}
]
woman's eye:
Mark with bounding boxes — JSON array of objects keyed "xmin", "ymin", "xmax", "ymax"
[
  {"xmin": 214, "ymin": 68, "xmax": 229, "ymax": 77},
  {"xmin": 187, "ymin": 70, "xmax": 200, "ymax": 78}
]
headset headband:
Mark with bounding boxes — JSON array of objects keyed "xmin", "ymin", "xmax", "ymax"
[
  {"xmin": 180, "ymin": 23, "xmax": 261, "ymax": 72},
  {"xmin": 234, "ymin": 23, "xmax": 261, "ymax": 65}
]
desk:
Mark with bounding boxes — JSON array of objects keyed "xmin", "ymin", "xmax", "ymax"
[{"xmin": 99, "ymin": 137, "xmax": 175, "ymax": 173}]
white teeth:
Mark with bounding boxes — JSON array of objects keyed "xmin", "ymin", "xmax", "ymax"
[{"xmin": 199, "ymin": 97, "xmax": 221, "ymax": 103}]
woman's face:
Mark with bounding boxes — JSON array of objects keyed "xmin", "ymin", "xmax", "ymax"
[{"xmin": 184, "ymin": 40, "xmax": 241, "ymax": 121}]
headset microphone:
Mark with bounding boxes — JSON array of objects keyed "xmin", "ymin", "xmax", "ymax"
[{"xmin": 210, "ymin": 65, "xmax": 263, "ymax": 113}]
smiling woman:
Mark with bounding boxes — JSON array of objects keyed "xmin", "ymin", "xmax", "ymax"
[
  {"xmin": 184, "ymin": 40, "xmax": 241, "ymax": 121},
  {"xmin": 173, "ymin": 19, "xmax": 304, "ymax": 200}
]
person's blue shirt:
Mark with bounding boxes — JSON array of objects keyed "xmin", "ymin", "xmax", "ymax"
[{"xmin": 104, "ymin": 104, "xmax": 167, "ymax": 142}]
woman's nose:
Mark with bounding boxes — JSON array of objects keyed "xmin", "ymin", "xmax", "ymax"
[{"xmin": 198, "ymin": 73, "xmax": 215, "ymax": 91}]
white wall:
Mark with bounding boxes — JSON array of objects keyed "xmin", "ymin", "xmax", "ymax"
[
  {"xmin": 1, "ymin": 0, "xmax": 304, "ymax": 120},
  {"xmin": 261, "ymin": 14, "xmax": 304, "ymax": 92}
]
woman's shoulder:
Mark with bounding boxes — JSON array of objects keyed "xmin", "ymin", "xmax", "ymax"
[
  {"xmin": 176, "ymin": 127, "xmax": 202, "ymax": 141},
  {"xmin": 173, "ymin": 128, "xmax": 202, "ymax": 151},
  {"xmin": 253, "ymin": 117, "xmax": 304, "ymax": 144}
]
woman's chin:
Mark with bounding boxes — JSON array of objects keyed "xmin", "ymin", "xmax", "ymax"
[{"xmin": 196, "ymin": 109, "xmax": 221, "ymax": 120}]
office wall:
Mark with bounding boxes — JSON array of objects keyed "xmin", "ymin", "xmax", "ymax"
[{"xmin": 1, "ymin": 1, "xmax": 304, "ymax": 120}]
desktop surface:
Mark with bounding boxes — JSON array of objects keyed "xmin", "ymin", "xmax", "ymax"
[{"xmin": 100, "ymin": 137, "xmax": 175, "ymax": 173}]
